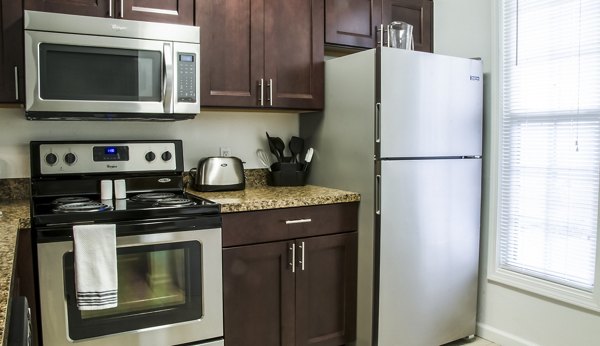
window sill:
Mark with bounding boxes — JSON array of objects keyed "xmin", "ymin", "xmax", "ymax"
[{"xmin": 488, "ymin": 268, "xmax": 600, "ymax": 313}]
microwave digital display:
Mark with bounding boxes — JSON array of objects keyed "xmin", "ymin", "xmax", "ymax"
[{"xmin": 179, "ymin": 54, "xmax": 194, "ymax": 62}]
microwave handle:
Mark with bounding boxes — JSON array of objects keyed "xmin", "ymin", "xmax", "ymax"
[{"xmin": 163, "ymin": 43, "xmax": 174, "ymax": 113}]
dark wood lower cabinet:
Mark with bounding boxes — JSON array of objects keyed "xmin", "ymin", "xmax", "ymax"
[
  {"xmin": 222, "ymin": 203, "xmax": 358, "ymax": 346},
  {"xmin": 295, "ymin": 233, "xmax": 358, "ymax": 346},
  {"xmin": 223, "ymin": 233, "xmax": 357, "ymax": 346},
  {"xmin": 223, "ymin": 241, "xmax": 295, "ymax": 346}
]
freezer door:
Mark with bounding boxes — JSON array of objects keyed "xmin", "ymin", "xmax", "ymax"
[
  {"xmin": 376, "ymin": 158, "xmax": 481, "ymax": 346},
  {"xmin": 379, "ymin": 48, "xmax": 483, "ymax": 158}
]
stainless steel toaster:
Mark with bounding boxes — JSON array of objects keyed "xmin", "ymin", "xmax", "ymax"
[{"xmin": 190, "ymin": 156, "xmax": 245, "ymax": 192}]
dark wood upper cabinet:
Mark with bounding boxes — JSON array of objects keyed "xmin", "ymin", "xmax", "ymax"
[
  {"xmin": 196, "ymin": 0, "xmax": 263, "ymax": 108},
  {"xmin": 264, "ymin": 0, "xmax": 324, "ymax": 110},
  {"xmin": 119, "ymin": 0, "xmax": 194, "ymax": 25},
  {"xmin": 24, "ymin": 0, "xmax": 194, "ymax": 25},
  {"xmin": 325, "ymin": 0, "xmax": 433, "ymax": 52},
  {"xmin": 0, "ymin": 0, "xmax": 24, "ymax": 103},
  {"xmin": 24, "ymin": 0, "xmax": 111, "ymax": 17},
  {"xmin": 382, "ymin": 0, "xmax": 432, "ymax": 52},
  {"xmin": 197, "ymin": 0, "xmax": 324, "ymax": 110},
  {"xmin": 325, "ymin": 0, "xmax": 382, "ymax": 48}
]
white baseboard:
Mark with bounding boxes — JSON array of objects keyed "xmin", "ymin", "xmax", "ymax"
[{"xmin": 477, "ymin": 322, "xmax": 540, "ymax": 346}]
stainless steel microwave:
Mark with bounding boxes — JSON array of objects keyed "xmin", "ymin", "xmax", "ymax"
[{"xmin": 24, "ymin": 10, "xmax": 200, "ymax": 121}]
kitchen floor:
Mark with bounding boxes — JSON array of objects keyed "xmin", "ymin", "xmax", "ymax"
[{"xmin": 443, "ymin": 336, "xmax": 499, "ymax": 345}]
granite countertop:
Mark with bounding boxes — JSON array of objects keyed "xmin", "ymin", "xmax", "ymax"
[
  {"xmin": 0, "ymin": 200, "xmax": 29, "ymax": 345},
  {"xmin": 186, "ymin": 184, "xmax": 360, "ymax": 213}
]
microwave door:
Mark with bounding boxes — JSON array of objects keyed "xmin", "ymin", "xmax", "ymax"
[{"xmin": 25, "ymin": 31, "xmax": 168, "ymax": 115}]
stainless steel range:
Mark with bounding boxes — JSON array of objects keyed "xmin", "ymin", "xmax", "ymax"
[{"xmin": 29, "ymin": 140, "xmax": 224, "ymax": 346}]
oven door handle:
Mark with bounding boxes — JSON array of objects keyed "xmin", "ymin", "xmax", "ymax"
[
  {"xmin": 163, "ymin": 42, "xmax": 174, "ymax": 114},
  {"xmin": 36, "ymin": 216, "xmax": 222, "ymax": 241}
]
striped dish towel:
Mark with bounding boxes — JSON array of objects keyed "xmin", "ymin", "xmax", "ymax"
[{"xmin": 73, "ymin": 224, "xmax": 118, "ymax": 310}]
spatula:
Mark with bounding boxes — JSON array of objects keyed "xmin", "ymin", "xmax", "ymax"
[{"xmin": 289, "ymin": 136, "xmax": 304, "ymax": 163}]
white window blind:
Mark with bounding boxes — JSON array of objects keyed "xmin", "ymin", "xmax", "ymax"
[{"xmin": 499, "ymin": 0, "xmax": 600, "ymax": 292}]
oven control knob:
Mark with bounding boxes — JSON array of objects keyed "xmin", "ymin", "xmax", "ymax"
[
  {"xmin": 145, "ymin": 151, "xmax": 156, "ymax": 162},
  {"xmin": 64, "ymin": 153, "xmax": 77, "ymax": 165},
  {"xmin": 45, "ymin": 153, "xmax": 58, "ymax": 165},
  {"xmin": 161, "ymin": 151, "xmax": 172, "ymax": 161}
]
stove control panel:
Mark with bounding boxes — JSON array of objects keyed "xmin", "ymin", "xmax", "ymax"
[{"xmin": 37, "ymin": 142, "xmax": 179, "ymax": 175}]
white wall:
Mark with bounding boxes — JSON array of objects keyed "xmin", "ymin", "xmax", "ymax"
[
  {"xmin": 435, "ymin": 1, "xmax": 600, "ymax": 345},
  {"xmin": 0, "ymin": 107, "xmax": 298, "ymax": 178}
]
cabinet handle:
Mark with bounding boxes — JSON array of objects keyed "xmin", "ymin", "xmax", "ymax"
[
  {"xmin": 386, "ymin": 24, "xmax": 391, "ymax": 47},
  {"xmin": 120, "ymin": 0, "xmax": 124, "ymax": 18},
  {"xmin": 298, "ymin": 241, "xmax": 305, "ymax": 271},
  {"xmin": 377, "ymin": 24, "xmax": 390, "ymax": 47},
  {"xmin": 109, "ymin": 0, "xmax": 113, "ymax": 17},
  {"xmin": 267, "ymin": 78, "xmax": 273, "ymax": 106},
  {"xmin": 259, "ymin": 79, "xmax": 264, "ymax": 106},
  {"xmin": 285, "ymin": 218, "xmax": 312, "ymax": 225},
  {"xmin": 14, "ymin": 66, "xmax": 18, "ymax": 101},
  {"xmin": 289, "ymin": 243, "xmax": 296, "ymax": 273}
]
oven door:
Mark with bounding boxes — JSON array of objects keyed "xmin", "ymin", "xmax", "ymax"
[{"xmin": 36, "ymin": 219, "xmax": 223, "ymax": 346}]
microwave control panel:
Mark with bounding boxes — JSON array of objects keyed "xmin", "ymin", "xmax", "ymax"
[{"xmin": 177, "ymin": 53, "xmax": 197, "ymax": 103}]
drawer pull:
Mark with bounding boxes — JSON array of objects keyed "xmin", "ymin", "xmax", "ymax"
[{"xmin": 285, "ymin": 218, "xmax": 312, "ymax": 225}]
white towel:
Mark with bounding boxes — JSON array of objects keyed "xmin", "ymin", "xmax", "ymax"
[{"xmin": 73, "ymin": 224, "xmax": 118, "ymax": 310}]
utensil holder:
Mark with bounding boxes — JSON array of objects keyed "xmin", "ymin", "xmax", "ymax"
[{"xmin": 268, "ymin": 162, "xmax": 309, "ymax": 186}]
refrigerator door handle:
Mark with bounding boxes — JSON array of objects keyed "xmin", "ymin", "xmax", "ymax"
[
  {"xmin": 375, "ymin": 174, "xmax": 381, "ymax": 215},
  {"xmin": 375, "ymin": 103, "xmax": 381, "ymax": 144}
]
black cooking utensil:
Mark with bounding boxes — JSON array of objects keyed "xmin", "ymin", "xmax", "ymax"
[
  {"xmin": 289, "ymin": 136, "xmax": 304, "ymax": 163},
  {"xmin": 273, "ymin": 137, "xmax": 286, "ymax": 162},
  {"xmin": 266, "ymin": 132, "xmax": 282, "ymax": 162}
]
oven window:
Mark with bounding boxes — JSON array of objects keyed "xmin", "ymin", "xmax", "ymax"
[
  {"xmin": 39, "ymin": 44, "xmax": 161, "ymax": 102},
  {"xmin": 63, "ymin": 241, "xmax": 202, "ymax": 340}
]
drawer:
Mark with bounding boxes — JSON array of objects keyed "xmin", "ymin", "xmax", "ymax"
[{"xmin": 222, "ymin": 202, "xmax": 358, "ymax": 247}]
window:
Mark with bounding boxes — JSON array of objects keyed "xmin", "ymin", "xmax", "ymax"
[{"xmin": 492, "ymin": 0, "xmax": 600, "ymax": 309}]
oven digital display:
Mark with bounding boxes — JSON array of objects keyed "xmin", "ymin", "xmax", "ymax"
[{"xmin": 93, "ymin": 146, "xmax": 129, "ymax": 161}]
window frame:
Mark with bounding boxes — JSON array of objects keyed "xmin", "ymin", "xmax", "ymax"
[{"xmin": 487, "ymin": 0, "xmax": 600, "ymax": 312}]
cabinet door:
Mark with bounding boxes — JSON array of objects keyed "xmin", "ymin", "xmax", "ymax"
[
  {"xmin": 24, "ymin": 0, "xmax": 111, "ymax": 17},
  {"xmin": 223, "ymin": 241, "xmax": 296, "ymax": 346},
  {"xmin": 295, "ymin": 232, "xmax": 358, "ymax": 346},
  {"xmin": 382, "ymin": 0, "xmax": 432, "ymax": 52},
  {"xmin": 264, "ymin": 0, "xmax": 324, "ymax": 110},
  {"xmin": 196, "ymin": 0, "xmax": 264, "ymax": 108},
  {"xmin": 120, "ymin": 0, "xmax": 194, "ymax": 25},
  {"xmin": 325, "ymin": 0, "xmax": 381, "ymax": 48},
  {"xmin": 0, "ymin": 0, "xmax": 24, "ymax": 103}
]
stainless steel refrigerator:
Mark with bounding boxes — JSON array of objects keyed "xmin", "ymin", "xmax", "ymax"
[{"xmin": 300, "ymin": 47, "xmax": 482, "ymax": 346}]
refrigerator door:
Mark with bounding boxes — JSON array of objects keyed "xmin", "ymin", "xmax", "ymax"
[
  {"xmin": 376, "ymin": 158, "xmax": 481, "ymax": 346},
  {"xmin": 378, "ymin": 48, "xmax": 483, "ymax": 158}
]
